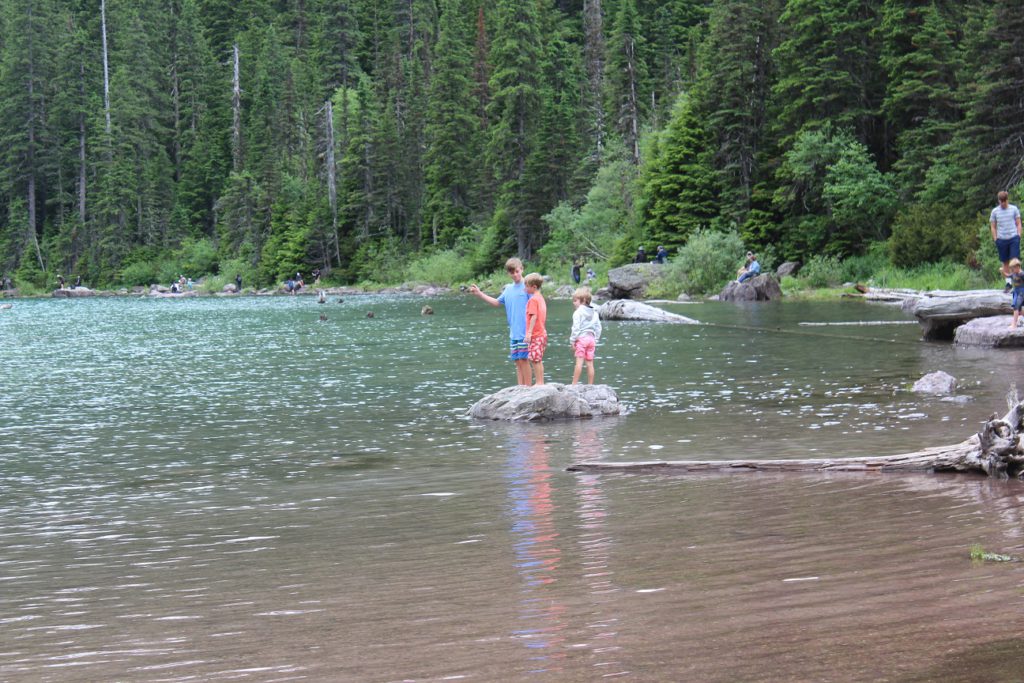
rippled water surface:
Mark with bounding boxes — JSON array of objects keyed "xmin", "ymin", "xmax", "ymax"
[{"xmin": 2, "ymin": 295, "xmax": 1024, "ymax": 681}]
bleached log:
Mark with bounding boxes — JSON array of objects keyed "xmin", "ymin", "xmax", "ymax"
[{"xmin": 568, "ymin": 398, "xmax": 1024, "ymax": 480}]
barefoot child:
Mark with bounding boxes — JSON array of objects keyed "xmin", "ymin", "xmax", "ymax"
[
  {"xmin": 569, "ymin": 286, "xmax": 602, "ymax": 384},
  {"xmin": 469, "ymin": 258, "xmax": 531, "ymax": 385},
  {"xmin": 523, "ymin": 273, "xmax": 547, "ymax": 385},
  {"xmin": 1009, "ymin": 258, "xmax": 1024, "ymax": 329}
]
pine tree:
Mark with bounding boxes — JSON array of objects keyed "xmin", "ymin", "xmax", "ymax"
[
  {"xmin": 949, "ymin": 4, "xmax": 1024, "ymax": 199},
  {"xmin": 0, "ymin": 0, "xmax": 57, "ymax": 277},
  {"xmin": 693, "ymin": 0, "xmax": 779, "ymax": 226},
  {"xmin": 423, "ymin": 0, "xmax": 482, "ymax": 247},
  {"xmin": 486, "ymin": 0, "xmax": 542, "ymax": 259},
  {"xmin": 605, "ymin": 0, "xmax": 645, "ymax": 164},
  {"xmin": 770, "ymin": 0, "xmax": 886, "ymax": 155},
  {"xmin": 636, "ymin": 94, "xmax": 720, "ymax": 251},
  {"xmin": 880, "ymin": 0, "xmax": 961, "ymax": 197}
]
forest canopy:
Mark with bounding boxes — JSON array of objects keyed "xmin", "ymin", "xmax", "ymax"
[{"xmin": 0, "ymin": 0, "xmax": 1021, "ymax": 288}]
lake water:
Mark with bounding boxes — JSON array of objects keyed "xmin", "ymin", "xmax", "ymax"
[{"xmin": 2, "ymin": 294, "xmax": 1024, "ymax": 681}]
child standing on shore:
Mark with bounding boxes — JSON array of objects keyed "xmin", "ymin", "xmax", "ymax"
[
  {"xmin": 569, "ymin": 286, "xmax": 602, "ymax": 384},
  {"xmin": 469, "ymin": 258, "xmax": 531, "ymax": 385},
  {"xmin": 1009, "ymin": 258, "xmax": 1024, "ymax": 329},
  {"xmin": 523, "ymin": 273, "xmax": 548, "ymax": 385}
]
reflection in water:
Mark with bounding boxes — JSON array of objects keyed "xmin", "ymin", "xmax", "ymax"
[
  {"xmin": 569, "ymin": 419, "xmax": 625, "ymax": 674},
  {"xmin": 505, "ymin": 427, "xmax": 568, "ymax": 672}
]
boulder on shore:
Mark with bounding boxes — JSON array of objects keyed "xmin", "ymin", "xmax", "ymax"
[
  {"xmin": 953, "ymin": 315, "xmax": 1024, "ymax": 348},
  {"xmin": 912, "ymin": 371, "xmax": 957, "ymax": 395},
  {"xmin": 52, "ymin": 287, "xmax": 96, "ymax": 298},
  {"xmin": 606, "ymin": 263, "xmax": 663, "ymax": 299},
  {"xmin": 597, "ymin": 299, "xmax": 699, "ymax": 324},
  {"xmin": 719, "ymin": 274, "xmax": 783, "ymax": 302},
  {"xmin": 469, "ymin": 383, "xmax": 620, "ymax": 421},
  {"xmin": 776, "ymin": 261, "xmax": 802, "ymax": 279}
]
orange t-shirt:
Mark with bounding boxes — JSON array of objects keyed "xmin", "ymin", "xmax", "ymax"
[{"xmin": 526, "ymin": 293, "xmax": 547, "ymax": 338}]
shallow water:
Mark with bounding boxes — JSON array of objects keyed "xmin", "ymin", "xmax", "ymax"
[{"xmin": 1, "ymin": 295, "xmax": 1023, "ymax": 681}]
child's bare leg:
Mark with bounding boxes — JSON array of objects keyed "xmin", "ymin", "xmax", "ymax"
[
  {"xmin": 516, "ymin": 359, "xmax": 531, "ymax": 385},
  {"xmin": 572, "ymin": 357, "xmax": 583, "ymax": 384},
  {"xmin": 586, "ymin": 360, "xmax": 595, "ymax": 384},
  {"xmin": 532, "ymin": 360, "xmax": 545, "ymax": 385},
  {"xmin": 1014, "ymin": 310, "xmax": 1021, "ymax": 329}
]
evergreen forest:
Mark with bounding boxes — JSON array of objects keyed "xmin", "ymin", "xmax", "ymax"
[{"xmin": 2, "ymin": 0, "xmax": 1023, "ymax": 290}]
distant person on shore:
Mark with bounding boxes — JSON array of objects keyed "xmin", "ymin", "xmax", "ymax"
[
  {"xmin": 585, "ymin": 267, "xmax": 596, "ymax": 283},
  {"xmin": 654, "ymin": 245, "xmax": 668, "ymax": 264},
  {"xmin": 468, "ymin": 257, "xmax": 531, "ymax": 386},
  {"xmin": 569, "ymin": 286, "xmax": 602, "ymax": 385},
  {"xmin": 57, "ymin": 275, "xmax": 66, "ymax": 290},
  {"xmin": 634, "ymin": 246, "xmax": 647, "ymax": 263},
  {"xmin": 571, "ymin": 260, "xmax": 582, "ymax": 285},
  {"xmin": 737, "ymin": 252, "xmax": 761, "ymax": 283},
  {"xmin": 523, "ymin": 273, "xmax": 548, "ymax": 386},
  {"xmin": 312, "ymin": 268, "xmax": 321, "ymax": 286},
  {"xmin": 1009, "ymin": 259, "xmax": 1024, "ymax": 328},
  {"xmin": 73, "ymin": 275, "xmax": 81, "ymax": 288},
  {"xmin": 295, "ymin": 273, "xmax": 304, "ymax": 291},
  {"xmin": 235, "ymin": 274, "xmax": 242, "ymax": 293},
  {"xmin": 991, "ymin": 191, "xmax": 1023, "ymax": 292}
]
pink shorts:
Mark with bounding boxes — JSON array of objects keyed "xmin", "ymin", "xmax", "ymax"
[
  {"xmin": 573, "ymin": 335, "xmax": 596, "ymax": 361},
  {"xmin": 528, "ymin": 334, "xmax": 547, "ymax": 363}
]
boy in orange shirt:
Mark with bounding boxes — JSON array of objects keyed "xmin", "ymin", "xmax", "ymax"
[{"xmin": 523, "ymin": 273, "xmax": 548, "ymax": 385}]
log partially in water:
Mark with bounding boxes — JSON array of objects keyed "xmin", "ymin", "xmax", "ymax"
[{"xmin": 569, "ymin": 397, "xmax": 1024, "ymax": 480}]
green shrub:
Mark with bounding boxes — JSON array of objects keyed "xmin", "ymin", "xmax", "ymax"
[
  {"xmin": 888, "ymin": 202, "xmax": 971, "ymax": 268},
  {"xmin": 405, "ymin": 249, "xmax": 475, "ymax": 285},
  {"xmin": 798, "ymin": 255, "xmax": 845, "ymax": 288},
  {"xmin": 119, "ymin": 260, "xmax": 162, "ymax": 287},
  {"xmin": 671, "ymin": 229, "xmax": 745, "ymax": 294},
  {"xmin": 175, "ymin": 237, "xmax": 218, "ymax": 277}
]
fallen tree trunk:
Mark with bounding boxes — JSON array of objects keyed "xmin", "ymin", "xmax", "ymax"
[{"xmin": 568, "ymin": 397, "xmax": 1024, "ymax": 480}]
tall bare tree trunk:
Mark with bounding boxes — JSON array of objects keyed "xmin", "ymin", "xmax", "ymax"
[
  {"xmin": 100, "ymin": 0, "xmax": 111, "ymax": 137},
  {"xmin": 624, "ymin": 35, "xmax": 640, "ymax": 165},
  {"xmin": 324, "ymin": 100, "xmax": 341, "ymax": 266},
  {"xmin": 26, "ymin": 3, "xmax": 44, "ymax": 273},
  {"xmin": 583, "ymin": 0, "xmax": 606, "ymax": 165},
  {"xmin": 78, "ymin": 58, "xmax": 87, "ymax": 227},
  {"xmin": 232, "ymin": 44, "xmax": 242, "ymax": 171}
]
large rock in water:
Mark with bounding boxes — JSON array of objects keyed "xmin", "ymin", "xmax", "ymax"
[
  {"xmin": 912, "ymin": 371, "xmax": 957, "ymax": 395},
  {"xmin": 597, "ymin": 299, "xmax": 699, "ymax": 324},
  {"xmin": 953, "ymin": 316, "xmax": 1024, "ymax": 348},
  {"xmin": 469, "ymin": 383, "xmax": 620, "ymax": 421},
  {"xmin": 606, "ymin": 263, "xmax": 663, "ymax": 299},
  {"xmin": 910, "ymin": 290, "xmax": 1010, "ymax": 340},
  {"xmin": 719, "ymin": 274, "xmax": 783, "ymax": 302}
]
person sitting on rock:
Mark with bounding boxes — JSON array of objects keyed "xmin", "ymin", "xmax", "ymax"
[
  {"xmin": 634, "ymin": 246, "xmax": 647, "ymax": 263},
  {"xmin": 737, "ymin": 252, "xmax": 761, "ymax": 283},
  {"xmin": 654, "ymin": 245, "xmax": 668, "ymax": 264}
]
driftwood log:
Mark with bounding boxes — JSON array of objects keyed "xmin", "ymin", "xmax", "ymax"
[
  {"xmin": 568, "ymin": 395, "xmax": 1024, "ymax": 480},
  {"xmin": 907, "ymin": 290, "xmax": 1010, "ymax": 340}
]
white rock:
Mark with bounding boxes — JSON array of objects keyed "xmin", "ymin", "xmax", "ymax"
[{"xmin": 469, "ymin": 383, "xmax": 621, "ymax": 421}]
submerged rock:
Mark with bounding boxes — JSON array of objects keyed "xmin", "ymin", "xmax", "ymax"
[
  {"xmin": 469, "ymin": 383, "xmax": 620, "ymax": 421},
  {"xmin": 597, "ymin": 299, "xmax": 699, "ymax": 324},
  {"xmin": 912, "ymin": 371, "xmax": 957, "ymax": 395}
]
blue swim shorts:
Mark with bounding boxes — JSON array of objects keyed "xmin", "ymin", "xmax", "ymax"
[
  {"xmin": 1013, "ymin": 288, "xmax": 1024, "ymax": 312},
  {"xmin": 508, "ymin": 338, "xmax": 529, "ymax": 361},
  {"xmin": 996, "ymin": 235, "xmax": 1021, "ymax": 263}
]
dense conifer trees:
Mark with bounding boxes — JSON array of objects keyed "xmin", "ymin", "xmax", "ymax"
[{"xmin": 0, "ymin": 0, "xmax": 1018, "ymax": 287}]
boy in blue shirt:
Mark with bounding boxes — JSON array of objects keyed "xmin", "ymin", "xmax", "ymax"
[{"xmin": 469, "ymin": 257, "xmax": 531, "ymax": 385}]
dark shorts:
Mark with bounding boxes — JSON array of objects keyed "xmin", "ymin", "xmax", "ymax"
[
  {"xmin": 1014, "ymin": 289, "xmax": 1024, "ymax": 312},
  {"xmin": 996, "ymin": 236, "xmax": 1020, "ymax": 263}
]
